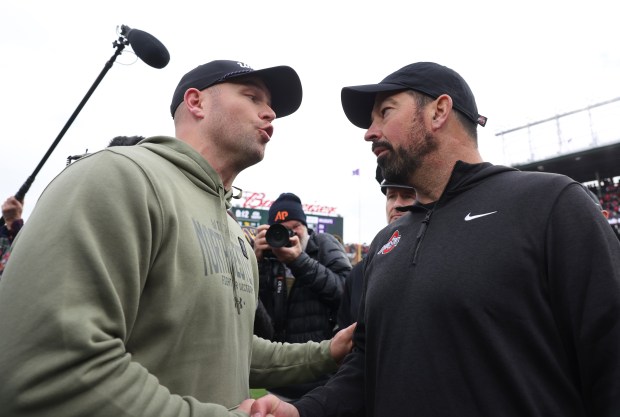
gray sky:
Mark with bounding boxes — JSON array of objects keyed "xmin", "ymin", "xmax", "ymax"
[{"xmin": 1, "ymin": 0, "xmax": 618, "ymax": 243}]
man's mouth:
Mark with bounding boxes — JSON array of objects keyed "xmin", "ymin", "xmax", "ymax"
[
  {"xmin": 372, "ymin": 142, "xmax": 391, "ymax": 157},
  {"xmin": 259, "ymin": 125, "xmax": 273, "ymax": 140}
]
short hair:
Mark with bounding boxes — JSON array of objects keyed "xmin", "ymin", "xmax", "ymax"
[
  {"xmin": 453, "ymin": 111, "xmax": 478, "ymax": 140},
  {"xmin": 408, "ymin": 91, "xmax": 478, "ymax": 141},
  {"xmin": 108, "ymin": 135, "xmax": 145, "ymax": 147}
]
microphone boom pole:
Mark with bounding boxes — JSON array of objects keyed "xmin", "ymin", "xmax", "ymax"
[
  {"xmin": 20, "ymin": 44, "xmax": 124, "ymax": 198},
  {"xmin": 2, "ymin": 26, "xmax": 168, "ymax": 226}
]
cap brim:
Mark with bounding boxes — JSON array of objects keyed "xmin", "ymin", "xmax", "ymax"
[
  {"xmin": 341, "ymin": 83, "xmax": 406, "ymax": 129},
  {"xmin": 248, "ymin": 66, "xmax": 302, "ymax": 119},
  {"xmin": 380, "ymin": 182, "xmax": 415, "ymax": 195}
]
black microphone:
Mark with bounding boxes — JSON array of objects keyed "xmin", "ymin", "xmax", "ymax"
[{"xmin": 120, "ymin": 25, "xmax": 170, "ymax": 69}]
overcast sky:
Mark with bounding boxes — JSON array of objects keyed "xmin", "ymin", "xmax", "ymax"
[{"xmin": 1, "ymin": 0, "xmax": 618, "ymax": 243}]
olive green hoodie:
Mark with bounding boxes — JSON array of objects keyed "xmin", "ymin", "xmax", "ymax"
[{"xmin": 0, "ymin": 137, "xmax": 336, "ymax": 417}]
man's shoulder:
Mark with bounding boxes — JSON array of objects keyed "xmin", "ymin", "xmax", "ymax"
[
  {"xmin": 311, "ymin": 231, "xmax": 342, "ymax": 247},
  {"xmin": 486, "ymin": 169, "xmax": 577, "ymax": 195},
  {"xmin": 500, "ymin": 168, "xmax": 574, "ymax": 183}
]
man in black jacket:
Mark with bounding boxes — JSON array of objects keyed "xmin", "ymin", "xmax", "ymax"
[
  {"xmin": 337, "ymin": 166, "xmax": 415, "ymax": 329},
  {"xmin": 253, "ymin": 192, "xmax": 352, "ymax": 399},
  {"xmin": 252, "ymin": 62, "xmax": 620, "ymax": 417}
]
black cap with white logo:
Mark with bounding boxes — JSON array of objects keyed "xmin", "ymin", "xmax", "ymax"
[{"xmin": 170, "ymin": 60, "xmax": 302, "ymax": 118}]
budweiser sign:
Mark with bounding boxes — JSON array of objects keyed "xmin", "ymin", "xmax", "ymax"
[{"xmin": 239, "ymin": 191, "xmax": 339, "ymax": 216}]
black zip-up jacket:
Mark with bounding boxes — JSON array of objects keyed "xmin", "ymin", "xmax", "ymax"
[{"xmin": 296, "ymin": 161, "xmax": 620, "ymax": 417}]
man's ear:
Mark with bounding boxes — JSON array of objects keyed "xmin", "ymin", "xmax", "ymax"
[
  {"xmin": 184, "ymin": 88, "xmax": 206, "ymax": 118},
  {"xmin": 430, "ymin": 94, "xmax": 453, "ymax": 128}
]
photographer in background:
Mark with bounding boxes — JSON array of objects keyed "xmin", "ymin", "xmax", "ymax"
[
  {"xmin": 253, "ymin": 192, "xmax": 352, "ymax": 399},
  {"xmin": 0, "ymin": 196, "xmax": 24, "ymax": 278}
]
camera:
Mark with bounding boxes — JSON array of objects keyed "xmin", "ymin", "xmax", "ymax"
[{"xmin": 265, "ymin": 223, "xmax": 295, "ymax": 248}]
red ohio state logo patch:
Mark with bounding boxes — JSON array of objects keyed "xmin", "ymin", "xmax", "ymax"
[{"xmin": 377, "ymin": 230, "xmax": 401, "ymax": 255}]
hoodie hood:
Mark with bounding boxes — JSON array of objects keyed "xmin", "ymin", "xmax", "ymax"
[
  {"xmin": 443, "ymin": 161, "xmax": 517, "ymax": 197},
  {"xmin": 128, "ymin": 136, "xmax": 235, "ymax": 207}
]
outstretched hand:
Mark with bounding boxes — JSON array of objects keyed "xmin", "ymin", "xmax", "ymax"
[
  {"xmin": 250, "ymin": 394, "xmax": 299, "ymax": 417},
  {"xmin": 330, "ymin": 322, "xmax": 356, "ymax": 365}
]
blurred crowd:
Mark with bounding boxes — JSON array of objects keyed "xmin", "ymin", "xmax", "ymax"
[{"xmin": 587, "ymin": 177, "xmax": 620, "ymax": 238}]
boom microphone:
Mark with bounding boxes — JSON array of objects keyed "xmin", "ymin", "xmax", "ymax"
[
  {"xmin": 0, "ymin": 24, "xmax": 171, "ymax": 226},
  {"xmin": 120, "ymin": 25, "xmax": 170, "ymax": 69}
]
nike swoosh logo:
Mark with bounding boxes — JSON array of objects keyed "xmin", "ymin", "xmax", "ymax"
[{"xmin": 464, "ymin": 211, "xmax": 498, "ymax": 221}]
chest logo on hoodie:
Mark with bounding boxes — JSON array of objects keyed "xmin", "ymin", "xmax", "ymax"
[
  {"xmin": 377, "ymin": 230, "xmax": 401, "ymax": 255},
  {"xmin": 238, "ymin": 237, "xmax": 249, "ymax": 259}
]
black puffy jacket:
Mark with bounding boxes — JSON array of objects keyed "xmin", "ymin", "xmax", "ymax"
[{"xmin": 258, "ymin": 229, "xmax": 351, "ymax": 344}]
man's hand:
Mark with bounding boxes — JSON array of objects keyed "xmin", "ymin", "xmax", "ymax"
[
  {"xmin": 2, "ymin": 196, "xmax": 23, "ymax": 229},
  {"xmin": 251, "ymin": 325, "xmax": 356, "ymax": 417},
  {"xmin": 270, "ymin": 234, "xmax": 302, "ymax": 264},
  {"xmin": 330, "ymin": 322, "xmax": 356, "ymax": 365},
  {"xmin": 253, "ymin": 225, "xmax": 271, "ymax": 262},
  {"xmin": 250, "ymin": 394, "xmax": 299, "ymax": 417},
  {"xmin": 236, "ymin": 398, "xmax": 255, "ymax": 415}
]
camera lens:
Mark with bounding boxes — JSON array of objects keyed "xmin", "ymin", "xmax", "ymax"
[{"xmin": 265, "ymin": 224, "xmax": 294, "ymax": 248}]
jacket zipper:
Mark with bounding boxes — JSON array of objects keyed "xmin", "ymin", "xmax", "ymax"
[{"xmin": 412, "ymin": 207, "xmax": 434, "ymax": 265}]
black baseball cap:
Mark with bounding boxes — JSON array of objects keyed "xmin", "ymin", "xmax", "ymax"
[
  {"xmin": 170, "ymin": 60, "xmax": 302, "ymax": 118},
  {"xmin": 375, "ymin": 165, "xmax": 415, "ymax": 196},
  {"xmin": 341, "ymin": 62, "xmax": 487, "ymax": 129}
]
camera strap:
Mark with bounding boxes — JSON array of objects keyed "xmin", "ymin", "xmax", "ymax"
[{"xmin": 273, "ymin": 262, "xmax": 288, "ymax": 342}]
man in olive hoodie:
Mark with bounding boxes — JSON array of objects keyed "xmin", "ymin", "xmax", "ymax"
[{"xmin": 0, "ymin": 60, "xmax": 354, "ymax": 417}]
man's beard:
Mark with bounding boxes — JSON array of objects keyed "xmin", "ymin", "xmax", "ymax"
[
  {"xmin": 299, "ymin": 227, "xmax": 310, "ymax": 252},
  {"xmin": 379, "ymin": 122, "xmax": 438, "ymax": 186}
]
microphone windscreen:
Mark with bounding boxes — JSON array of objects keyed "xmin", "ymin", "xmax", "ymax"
[{"xmin": 125, "ymin": 28, "xmax": 170, "ymax": 69}]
